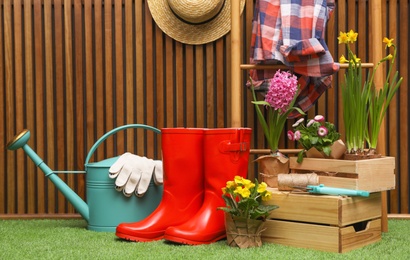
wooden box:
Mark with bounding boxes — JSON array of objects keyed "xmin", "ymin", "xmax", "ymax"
[
  {"xmin": 289, "ymin": 156, "xmax": 395, "ymax": 192},
  {"xmin": 262, "ymin": 188, "xmax": 382, "ymax": 253}
]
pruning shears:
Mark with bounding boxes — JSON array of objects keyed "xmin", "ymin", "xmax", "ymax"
[{"xmin": 293, "ymin": 184, "xmax": 370, "ymax": 197}]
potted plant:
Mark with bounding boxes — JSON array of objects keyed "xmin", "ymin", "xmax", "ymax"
[
  {"xmin": 251, "ymin": 70, "xmax": 305, "ymax": 186},
  {"xmin": 339, "ymin": 30, "xmax": 403, "ymax": 159},
  {"xmin": 288, "ymin": 115, "xmax": 346, "ymax": 163},
  {"xmin": 218, "ymin": 176, "xmax": 278, "ymax": 248}
]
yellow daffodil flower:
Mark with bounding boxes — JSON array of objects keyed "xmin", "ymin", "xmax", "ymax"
[
  {"xmin": 337, "ymin": 29, "xmax": 403, "ymax": 156},
  {"xmin": 347, "ymin": 30, "xmax": 358, "ymax": 43},
  {"xmin": 383, "ymin": 37, "xmax": 394, "ymax": 48},
  {"xmin": 337, "ymin": 31, "xmax": 349, "ymax": 44},
  {"xmin": 339, "ymin": 55, "xmax": 348, "ymax": 64},
  {"xmin": 350, "ymin": 54, "xmax": 361, "ymax": 64}
]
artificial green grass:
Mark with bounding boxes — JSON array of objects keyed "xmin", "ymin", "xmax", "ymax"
[{"xmin": 1, "ymin": 219, "xmax": 409, "ymax": 259}]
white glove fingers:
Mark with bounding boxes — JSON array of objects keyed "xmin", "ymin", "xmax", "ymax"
[
  {"xmin": 124, "ymin": 169, "xmax": 142, "ymax": 196},
  {"xmin": 108, "ymin": 152, "xmax": 131, "ymax": 178},
  {"xmin": 108, "ymin": 152, "xmax": 160, "ymax": 197},
  {"xmin": 115, "ymin": 163, "xmax": 133, "ymax": 188},
  {"xmin": 122, "ymin": 189, "xmax": 132, "ymax": 197},
  {"xmin": 136, "ymin": 176, "xmax": 150, "ymax": 197},
  {"xmin": 153, "ymin": 160, "xmax": 163, "ymax": 185},
  {"xmin": 135, "ymin": 157, "xmax": 156, "ymax": 196}
]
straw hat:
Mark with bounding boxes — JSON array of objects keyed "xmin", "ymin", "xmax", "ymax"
[{"xmin": 147, "ymin": 0, "xmax": 246, "ymax": 45}]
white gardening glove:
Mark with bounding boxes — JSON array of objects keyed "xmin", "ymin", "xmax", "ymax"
[{"xmin": 108, "ymin": 152, "xmax": 163, "ymax": 197}]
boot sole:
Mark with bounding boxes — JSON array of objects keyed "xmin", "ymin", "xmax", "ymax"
[
  {"xmin": 116, "ymin": 231, "xmax": 163, "ymax": 242},
  {"xmin": 163, "ymin": 234, "xmax": 226, "ymax": 245}
]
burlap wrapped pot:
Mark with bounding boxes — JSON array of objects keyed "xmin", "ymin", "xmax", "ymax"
[{"xmin": 224, "ymin": 213, "xmax": 266, "ymax": 249}]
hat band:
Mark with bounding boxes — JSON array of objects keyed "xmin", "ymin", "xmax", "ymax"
[{"xmin": 168, "ymin": 0, "xmax": 226, "ymax": 26}]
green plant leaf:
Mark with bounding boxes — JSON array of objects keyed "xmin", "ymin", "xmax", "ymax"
[
  {"xmin": 310, "ymin": 136, "xmax": 319, "ymax": 145},
  {"xmin": 322, "ymin": 146, "xmax": 331, "ymax": 156},
  {"xmin": 297, "ymin": 150, "xmax": 305, "ymax": 163}
]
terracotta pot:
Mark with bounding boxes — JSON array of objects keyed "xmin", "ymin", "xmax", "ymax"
[
  {"xmin": 224, "ymin": 213, "xmax": 266, "ymax": 249},
  {"xmin": 305, "ymin": 139, "xmax": 347, "ymax": 159},
  {"xmin": 255, "ymin": 152, "xmax": 289, "ymax": 188}
]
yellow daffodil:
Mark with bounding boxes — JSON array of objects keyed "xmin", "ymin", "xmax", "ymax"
[
  {"xmin": 337, "ymin": 31, "xmax": 349, "ymax": 44},
  {"xmin": 347, "ymin": 30, "xmax": 358, "ymax": 43},
  {"xmin": 350, "ymin": 54, "xmax": 361, "ymax": 64},
  {"xmin": 339, "ymin": 55, "xmax": 348, "ymax": 64},
  {"xmin": 338, "ymin": 30, "xmax": 403, "ymax": 155},
  {"xmin": 378, "ymin": 54, "xmax": 394, "ymax": 64},
  {"xmin": 383, "ymin": 37, "xmax": 394, "ymax": 48}
]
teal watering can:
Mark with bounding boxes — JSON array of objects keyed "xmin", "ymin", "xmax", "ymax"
[{"xmin": 7, "ymin": 124, "xmax": 163, "ymax": 232}]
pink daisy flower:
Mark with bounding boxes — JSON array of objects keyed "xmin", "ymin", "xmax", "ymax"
[
  {"xmin": 314, "ymin": 115, "xmax": 325, "ymax": 122},
  {"xmin": 287, "ymin": 130, "xmax": 295, "ymax": 141},
  {"xmin": 292, "ymin": 118, "xmax": 304, "ymax": 127},
  {"xmin": 294, "ymin": 130, "xmax": 301, "ymax": 141},
  {"xmin": 318, "ymin": 126, "xmax": 328, "ymax": 136}
]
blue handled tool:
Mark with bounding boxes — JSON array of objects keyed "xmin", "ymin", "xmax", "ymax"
[{"xmin": 306, "ymin": 184, "xmax": 369, "ymax": 197}]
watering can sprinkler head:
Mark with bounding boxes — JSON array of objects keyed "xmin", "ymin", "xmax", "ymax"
[
  {"xmin": 7, "ymin": 129, "xmax": 90, "ymax": 221},
  {"xmin": 7, "ymin": 129, "xmax": 31, "ymax": 150}
]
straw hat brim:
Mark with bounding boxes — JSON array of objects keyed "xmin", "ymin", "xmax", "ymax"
[{"xmin": 147, "ymin": 0, "xmax": 246, "ymax": 45}]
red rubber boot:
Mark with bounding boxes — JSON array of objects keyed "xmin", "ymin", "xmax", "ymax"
[
  {"xmin": 115, "ymin": 128, "xmax": 205, "ymax": 242},
  {"xmin": 164, "ymin": 128, "xmax": 252, "ymax": 245}
]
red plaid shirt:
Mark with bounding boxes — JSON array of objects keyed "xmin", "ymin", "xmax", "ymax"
[{"xmin": 249, "ymin": 0, "xmax": 339, "ymax": 117}]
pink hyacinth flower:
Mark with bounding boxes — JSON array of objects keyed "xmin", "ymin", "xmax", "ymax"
[
  {"xmin": 265, "ymin": 70, "xmax": 298, "ymax": 114},
  {"xmin": 314, "ymin": 115, "xmax": 325, "ymax": 122},
  {"xmin": 318, "ymin": 126, "xmax": 328, "ymax": 136},
  {"xmin": 294, "ymin": 130, "xmax": 301, "ymax": 141},
  {"xmin": 287, "ymin": 130, "xmax": 294, "ymax": 141}
]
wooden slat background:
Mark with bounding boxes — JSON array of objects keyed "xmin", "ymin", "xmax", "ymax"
[{"xmin": 0, "ymin": 0, "xmax": 409, "ymax": 215}]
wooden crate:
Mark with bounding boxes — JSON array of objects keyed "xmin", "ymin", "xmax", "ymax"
[
  {"xmin": 262, "ymin": 218, "xmax": 381, "ymax": 253},
  {"xmin": 262, "ymin": 188, "xmax": 382, "ymax": 253},
  {"xmin": 289, "ymin": 156, "xmax": 395, "ymax": 192}
]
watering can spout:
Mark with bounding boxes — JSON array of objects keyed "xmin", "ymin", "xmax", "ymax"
[{"xmin": 7, "ymin": 130, "xmax": 89, "ymax": 221}]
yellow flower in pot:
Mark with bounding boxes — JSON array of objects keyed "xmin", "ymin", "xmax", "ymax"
[
  {"xmin": 218, "ymin": 176, "xmax": 278, "ymax": 248},
  {"xmin": 339, "ymin": 30, "xmax": 403, "ymax": 157},
  {"xmin": 289, "ymin": 115, "xmax": 346, "ymax": 163},
  {"xmin": 251, "ymin": 70, "xmax": 305, "ymax": 186}
]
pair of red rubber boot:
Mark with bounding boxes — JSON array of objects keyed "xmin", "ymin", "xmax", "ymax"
[{"xmin": 115, "ymin": 127, "xmax": 252, "ymax": 245}]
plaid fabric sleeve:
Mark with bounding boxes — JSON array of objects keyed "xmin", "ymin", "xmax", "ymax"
[{"xmin": 248, "ymin": 0, "xmax": 339, "ymax": 117}]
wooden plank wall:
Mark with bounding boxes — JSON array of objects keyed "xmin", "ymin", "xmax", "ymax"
[{"xmin": 0, "ymin": 0, "xmax": 408, "ymax": 215}]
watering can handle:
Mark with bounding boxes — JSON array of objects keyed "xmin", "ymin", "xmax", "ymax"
[{"xmin": 84, "ymin": 124, "xmax": 161, "ymax": 164}]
